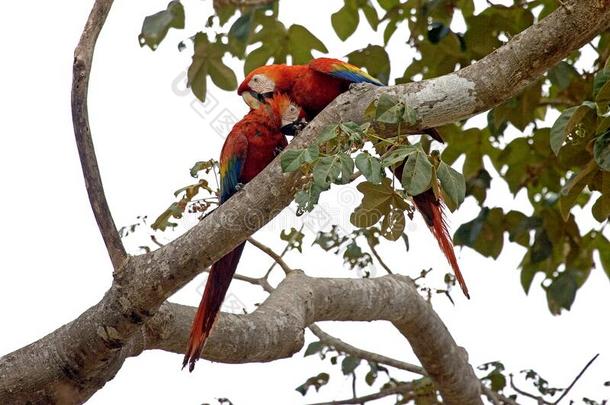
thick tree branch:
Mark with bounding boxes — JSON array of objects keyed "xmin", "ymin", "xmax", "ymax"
[
  {"xmin": 72, "ymin": 0, "xmax": 126, "ymax": 270},
  {"xmin": 2, "ymin": 1, "xmax": 610, "ymax": 404}
]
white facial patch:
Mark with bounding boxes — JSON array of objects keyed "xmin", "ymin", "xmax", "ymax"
[
  {"xmin": 249, "ymin": 74, "xmax": 275, "ymax": 94},
  {"xmin": 281, "ymin": 103, "xmax": 301, "ymax": 127}
]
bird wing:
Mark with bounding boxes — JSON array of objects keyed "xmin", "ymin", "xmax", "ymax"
[
  {"xmin": 219, "ymin": 132, "xmax": 248, "ymax": 203},
  {"xmin": 309, "ymin": 58, "xmax": 383, "ymax": 86}
]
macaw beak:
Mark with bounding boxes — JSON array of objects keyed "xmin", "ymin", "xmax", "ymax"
[
  {"xmin": 281, "ymin": 118, "xmax": 308, "ymax": 137},
  {"xmin": 242, "ymin": 91, "xmax": 261, "ymax": 109},
  {"xmin": 242, "ymin": 91, "xmax": 275, "ymax": 110}
]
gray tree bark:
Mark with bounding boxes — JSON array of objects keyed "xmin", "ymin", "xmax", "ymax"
[{"xmin": 1, "ymin": 0, "xmax": 609, "ymax": 404}]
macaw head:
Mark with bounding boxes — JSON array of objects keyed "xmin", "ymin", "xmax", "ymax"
[
  {"xmin": 238, "ymin": 65, "xmax": 293, "ymax": 108},
  {"xmin": 248, "ymin": 93, "xmax": 306, "ymax": 136}
]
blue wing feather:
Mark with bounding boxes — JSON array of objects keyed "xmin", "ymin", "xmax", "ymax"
[{"xmin": 328, "ymin": 70, "xmax": 383, "ymax": 86}]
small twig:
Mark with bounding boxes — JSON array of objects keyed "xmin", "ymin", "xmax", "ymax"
[
  {"xmin": 201, "ymin": 266, "xmax": 273, "ymax": 293},
  {"xmin": 306, "ymin": 383, "xmax": 414, "ymax": 405},
  {"xmin": 150, "ymin": 235, "xmax": 165, "ymax": 248},
  {"xmin": 367, "ymin": 240, "xmax": 393, "ymax": 275},
  {"xmin": 213, "ymin": 0, "xmax": 275, "ymax": 7},
  {"xmin": 262, "ymin": 224, "xmax": 304, "ymax": 279},
  {"xmin": 509, "ymin": 374, "xmax": 552, "ymax": 405},
  {"xmin": 553, "ymin": 353, "xmax": 600, "ymax": 404},
  {"xmin": 308, "ymin": 324, "xmax": 425, "ymax": 375},
  {"xmin": 248, "ymin": 237, "xmax": 293, "ymax": 274}
]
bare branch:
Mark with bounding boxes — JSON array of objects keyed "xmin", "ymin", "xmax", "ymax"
[
  {"xmin": 72, "ymin": 0, "xmax": 126, "ymax": 270},
  {"xmin": 308, "ymin": 324, "xmax": 424, "ymax": 375},
  {"xmin": 213, "ymin": 0, "xmax": 275, "ymax": 7},
  {"xmin": 306, "ymin": 382, "xmax": 415, "ymax": 405},
  {"xmin": 553, "ymin": 353, "xmax": 600, "ymax": 404},
  {"xmin": 509, "ymin": 374, "xmax": 553, "ymax": 405},
  {"xmin": 367, "ymin": 240, "xmax": 394, "ymax": 275},
  {"xmin": 248, "ymin": 237, "xmax": 293, "ymax": 275}
]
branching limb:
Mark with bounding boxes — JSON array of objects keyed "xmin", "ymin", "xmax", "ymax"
[
  {"xmin": 72, "ymin": 0, "xmax": 126, "ymax": 271},
  {"xmin": 3, "ymin": 1, "xmax": 610, "ymax": 403}
]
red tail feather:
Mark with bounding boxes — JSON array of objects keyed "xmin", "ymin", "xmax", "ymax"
[
  {"xmin": 413, "ymin": 190, "xmax": 470, "ymax": 299},
  {"xmin": 183, "ymin": 242, "xmax": 246, "ymax": 371}
]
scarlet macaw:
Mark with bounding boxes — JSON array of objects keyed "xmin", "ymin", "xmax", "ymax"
[
  {"xmin": 238, "ymin": 58, "xmax": 469, "ymax": 298},
  {"xmin": 183, "ymin": 93, "xmax": 305, "ymax": 371}
]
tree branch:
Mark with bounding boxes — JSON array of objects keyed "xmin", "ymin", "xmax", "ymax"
[
  {"xmin": 306, "ymin": 382, "xmax": 415, "ymax": 405},
  {"xmin": 72, "ymin": 0, "xmax": 126, "ymax": 270},
  {"xmin": 2, "ymin": 1, "xmax": 610, "ymax": 403},
  {"xmin": 213, "ymin": 0, "xmax": 275, "ymax": 8}
]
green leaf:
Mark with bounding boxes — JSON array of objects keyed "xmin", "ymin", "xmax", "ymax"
[
  {"xmin": 311, "ymin": 153, "xmax": 352, "ymax": 186},
  {"xmin": 281, "ymin": 145, "xmax": 320, "ymax": 172},
  {"xmin": 592, "ymin": 171, "xmax": 610, "ymax": 221},
  {"xmin": 346, "ymin": 45, "xmax": 390, "ymax": 85},
  {"xmin": 355, "ymin": 153, "xmax": 384, "ymax": 184},
  {"xmin": 287, "ymin": 24, "xmax": 329, "ymax": 65},
  {"xmin": 339, "ymin": 122, "xmax": 365, "ymax": 142},
  {"xmin": 313, "ymin": 156, "xmax": 342, "ymax": 187},
  {"xmin": 350, "ymin": 179, "xmax": 408, "ymax": 228},
  {"xmin": 547, "ymin": 271, "xmax": 578, "ymax": 314},
  {"xmin": 594, "ymin": 130, "xmax": 610, "ymax": 171},
  {"xmin": 361, "ymin": 3, "xmax": 379, "ymax": 30},
  {"xmin": 597, "ymin": 235, "xmax": 610, "ymax": 281},
  {"xmin": 151, "ymin": 202, "xmax": 183, "ymax": 231},
  {"xmin": 280, "ymin": 227, "xmax": 305, "ymax": 252},
  {"xmin": 454, "ymin": 207, "xmax": 505, "ymax": 259},
  {"xmin": 401, "ymin": 149, "xmax": 433, "ymax": 195},
  {"xmin": 304, "ymin": 341, "xmax": 323, "ymax": 356},
  {"xmin": 550, "ymin": 103, "xmax": 596, "ymax": 155},
  {"xmin": 189, "ymin": 159, "xmax": 216, "ymax": 178},
  {"xmin": 341, "ymin": 355, "xmax": 361, "ymax": 375},
  {"xmin": 437, "ymin": 161, "xmax": 466, "ymax": 211},
  {"xmin": 331, "ymin": 4, "xmax": 359, "ymax": 41},
  {"xmin": 530, "ymin": 230, "xmax": 553, "ymax": 263},
  {"xmin": 548, "ymin": 61, "xmax": 578, "ymax": 92},
  {"xmin": 381, "ymin": 145, "xmax": 416, "ymax": 167},
  {"xmin": 295, "ymin": 373, "xmax": 330, "ymax": 396},
  {"xmin": 596, "ymin": 80, "xmax": 610, "ymax": 103},
  {"xmin": 188, "ymin": 33, "xmax": 236, "ymax": 101},
  {"xmin": 375, "ymin": 94, "xmax": 398, "ymax": 117},
  {"xmin": 295, "ymin": 182, "xmax": 327, "ymax": 214},
  {"xmin": 593, "ymin": 68, "xmax": 610, "ymax": 99},
  {"xmin": 139, "ymin": 1, "xmax": 185, "ymax": 50},
  {"xmin": 380, "ymin": 208, "xmax": 405, "ymax": 241},
  {"xmin": 317, "ymin": 125, "xmax": 339, "ymax": 145},
  {"xmin": 208, "ymin": 58, "xmax": 237, "ymax": 91}
]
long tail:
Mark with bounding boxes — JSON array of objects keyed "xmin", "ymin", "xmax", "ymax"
[
  {"xmin": 412, "ymin": 190, "xmax": 470, "ymax": 299},
  {"xmin": 182, "ymin": 242, "xmax": 246, "ymax": 371}
]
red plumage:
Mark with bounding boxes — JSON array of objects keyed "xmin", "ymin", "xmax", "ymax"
[
  {"xmin": 239, "ymin": 58, "xmax": 467, "ymax": 297},
  {"xmin": 238, "ymin": 58, "xmax": 380, "ymax": 118},
  {"xmin": 413, "ymin": 191, "xmax": 470, "ymax": 298},
  {"xmin": 183, "ymin": 94, "xmax": 302, "ymax": 371}
]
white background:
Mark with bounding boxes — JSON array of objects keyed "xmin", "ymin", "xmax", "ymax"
[{"xmin": 0, "ymin": 1, "xmax": 609, "ymax": 404}]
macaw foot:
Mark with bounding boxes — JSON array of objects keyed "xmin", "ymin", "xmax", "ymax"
[
  {"xmin": 235, "ymin": 182, "xmax": 245, "ymax": 192},
  {"xmin": 348, "ymin": 82, "xmax": 376, "ymax": 94},
  {"xmin": 273, "ymin": 145, "xmax": 286, "ymax": 156},
  {"xmin": 200, "ymin": 207, "xmax": 217, "ymax": 220}
]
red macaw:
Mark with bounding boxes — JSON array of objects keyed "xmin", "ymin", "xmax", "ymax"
[
  {"xmin": 238, "ymin": 57, "xmax": 382, "ymax": 118},
  {"xmin": 183, "ymin": 93, "xmax": 305, "ymax": 371},
  {"xmin": 237, "ymin": 57, "xmax": 442, "ymax": 142},
  {"xmin": 238, "ymin": 58, "xmax": 469, "ymax": 298}
]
